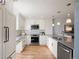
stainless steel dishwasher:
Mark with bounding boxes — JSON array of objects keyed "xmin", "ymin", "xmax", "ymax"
[{"xmin": 57, "ymin": 42, "xmax": 73, "ymax": 59}]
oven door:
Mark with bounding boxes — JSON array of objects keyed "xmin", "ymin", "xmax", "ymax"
[{"xmin": 31, "ymin": 35, "xmax": 39, "ymax": 43}]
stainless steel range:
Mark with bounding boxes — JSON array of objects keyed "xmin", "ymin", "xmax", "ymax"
[{"xmin": 31, "ymin": 35, "xmax": 39, "ymax": 44}]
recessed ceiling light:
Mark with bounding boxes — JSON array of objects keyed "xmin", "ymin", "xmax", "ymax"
[
  {"xmin": 67, "ymin": 3, "xmax": 71, "ymax": 6},
  {"xmin": 57, "ymin": 22, "xmax": 61, "ymax": 25},
  {"xmin": 57, "ymin": 11, "xmax": 61, "ymax": 14},
  {"xmin": 52, "ymin": 16, "xmax": 54, "ymax": 17},
  {"xmin": 52, "ymin": 24, "xmax": 55, "ymax": 27}
]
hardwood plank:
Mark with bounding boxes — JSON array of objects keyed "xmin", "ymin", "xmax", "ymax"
[{"xmin": 16, "ymin": 46, "xmax": 56, "ymax": 59}]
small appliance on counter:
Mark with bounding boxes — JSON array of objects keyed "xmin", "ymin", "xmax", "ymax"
[{"xmin": 40, "ymin": 32, "xmax": 45, "ymax": 35}]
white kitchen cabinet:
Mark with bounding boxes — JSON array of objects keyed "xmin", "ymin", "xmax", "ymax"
[
  {"xmin": 2, "ymin": 8, "xmax": 16, "ymax": 59},
  {"xmin": 16, "ymin": 41, "xmax": 23, "ymax": 53},
  {"xmin": 0, "ymin": 1, "xmax": 16, "ymax": 59},
  {"xmin": 40, "ymin": 36, "xmax": 47, "ymax": 45},
  {"xmin": 0, "ymin": 5, "xmax": 3, "ymax": 59},
  {"xmin": 47, "ymin": 37, "xmax": 58, "ymax": 58},
  {"xmin": 16, "ymin": 36, "xmax": 26, "ymax": 53},
  {"xmin": 22, "ymin": 36, "xmax": 26, "ymax": 48},
  {"xmin": 26, "ymin": 35, "xmax": 31, "ymax": 45}
]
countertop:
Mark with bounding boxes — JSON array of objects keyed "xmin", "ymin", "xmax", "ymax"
[
  {"xmin": 16, "ymin": 35, "xmax": 74, "ymax": 49},
  {"xmin": 16, "ymin": 35, "xmax": 26, "ymax": 44},
  {"xmin": 47, "ymin": 35, "xmax": 74, "ymax": 50}
]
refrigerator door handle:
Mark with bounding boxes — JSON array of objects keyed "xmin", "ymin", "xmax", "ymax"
[
  {"xmin": 0, "ymin": 0, "xmax": 2, "ymax": 3},
  {"xmin": 4, "ymin": 26, "xmax": 8, "ymax": 43},
  {"xmin": 0, "ymin": 0, "xmax": 5, "ymax": 5},
  {"xmin": 7, "ymin": 27, "xmax": 9, "ymax": 42},
  {"xmin": 4, "ymin": 26, "xmax": 9, "ymax": 43}
]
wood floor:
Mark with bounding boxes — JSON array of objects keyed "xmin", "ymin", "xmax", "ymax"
[{"xmin": 16, "ymin": 45, "xmax": 56, "ymax": 59}]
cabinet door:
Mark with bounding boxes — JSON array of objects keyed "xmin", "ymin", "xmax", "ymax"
[
  {"xmin": 6, "ymin": 9, "xmax": 16, "ymax": 58},
  {"xmin": 47, "ymin": 37, "xmax": 58, "ymax": 58},
  {"xmin": 40, "ymin": 36, "xmax": 47, "ymax": 45},
  {"xmin": 26, "ymin": 35, "xmax": 31, "ymax": 45},
  {"xmin": 3, "ymin": 9, "xmax": 16, "ymax": 59},
  {"xmin": 52, "ymin": 39, "xmax": 57, "ymax": 58},
  {"xmin": 0, "ymin": 6, "xmax": 3, "ymax": 59}
]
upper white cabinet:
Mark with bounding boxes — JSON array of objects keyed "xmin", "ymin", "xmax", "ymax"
[
  {"xmin": 16, "ymin": 14, "xmax": 26, "ymax": 30},
  {"xmin": 25, "ymin": 19, "xmax": 45, "ymax": 30}
]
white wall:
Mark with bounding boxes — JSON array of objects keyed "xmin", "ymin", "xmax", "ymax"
[
  {"xmin": 16, "ymin": 14, "xmax": 26, "ymax": 30},
  {"xmin": 53, "ymin": 13, "xmax": 74, "ymax": 36},
  {"xmin": 54, "ymin": 15, "xmax": 66, "ymax": 36},
  {"xmin": 25, "ymin": 18, "xmax": 53, "ymax": 35}
]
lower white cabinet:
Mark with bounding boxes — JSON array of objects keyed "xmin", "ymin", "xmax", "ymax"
[
  {"xmin": 16, "ymin": 36, "xmax": 26, "ymax": 53},
  {"xmin": 26, "ymin": 35, "xmax": 31, "ymax": 45},
  {"xmin": 16, "ymin": 41, "xmax": 23, "ymax": 53},
  {"xmin": 47, "ymin": 37, "xmax": 58, "ymax": 58},
  {"xmin": 40, "ymin": 36, "xmax": 47, "ymax": 45}
]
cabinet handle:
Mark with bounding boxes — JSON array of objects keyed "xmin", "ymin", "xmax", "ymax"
[
  {"xmin": 7, "ymin": 27, "xmax": 9, "ymax": 42},
  {"xmin": 4, "ymin": 26, "xmax": 8, "ymax": 43}
]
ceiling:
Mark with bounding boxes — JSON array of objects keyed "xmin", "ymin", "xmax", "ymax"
[{"xmin": 13, "ymin": 0, "xmax": 74, "ymax": 19}]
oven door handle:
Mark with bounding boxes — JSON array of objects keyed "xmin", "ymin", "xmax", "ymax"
[
  {"xmin": 63, "ymin": 48, "xmax": 70, "ymax": 53},
  {"xmin": 59, "ymin": 45, "xmax": 70, "ymax": 53}
]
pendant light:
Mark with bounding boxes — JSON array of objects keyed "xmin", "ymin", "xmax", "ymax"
[
  {"xmin": 57, "ymin": 22, "xmax": 61, "ymax": 25},
  {"xmin": 52, "ymin": 24, "xmax": 55, "ymax": 27},
  {"xmin": 52, "ymin": 16, "xmax": 55, "ymax": 27},
  {"xmin": 66, "ymin": 14, "xmax": 72, "ymax": 24}
]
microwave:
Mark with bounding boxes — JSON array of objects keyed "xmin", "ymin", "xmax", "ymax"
[
  {"xmin": 31, "ymin": 25, "xmax": 39, "ymax": 30},
  {"xmin": 64, "ymin": 25, "xmax": 74, "ymax": 33}
]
